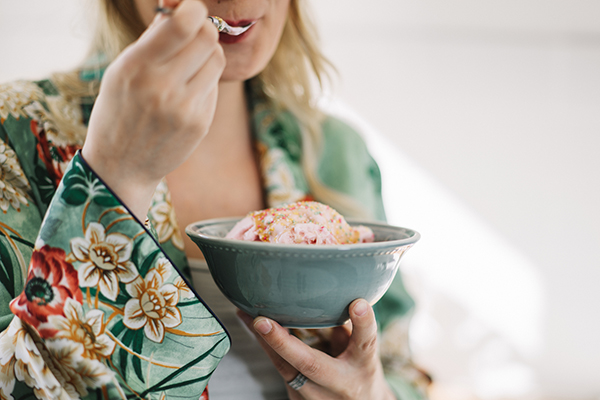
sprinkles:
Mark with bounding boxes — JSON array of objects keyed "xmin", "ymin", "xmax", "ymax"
[{"xmin": 227, "ymin": 201, "xmax": 374, "ymax": 245}]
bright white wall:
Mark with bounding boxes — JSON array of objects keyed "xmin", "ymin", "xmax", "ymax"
[
  {"xmin": 0, "ymin": 1, "xmax": 93, "ymax": 80},
  {"xmin": 1, "ymin": 1, "xmax": 599, "ymax": 399}
]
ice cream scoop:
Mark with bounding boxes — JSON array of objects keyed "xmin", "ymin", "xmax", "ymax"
[
  {"xmin": 155, "ymin": 7, "xmax": 256, "ymax": 36},
  {"xmin": 226, "ymin": 201, "xmax": 375, "ymax": 245}
]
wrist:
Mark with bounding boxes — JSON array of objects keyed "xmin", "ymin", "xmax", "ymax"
[
  {"xmin": 81, "ymin": 147, "xmax": 160, "ymax": 221},
  {"xmin": 379, "ymin": 372, "xmax": 399, "ymax": 400}
]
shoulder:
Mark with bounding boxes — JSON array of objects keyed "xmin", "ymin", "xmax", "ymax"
[
  {"xmin": 0, "ymin": 79, "xmax": 69, "ymax": 111},
  {"xmin": 0, "ymin": 80, "xmax": 47, "ymax": 123},
  {"xmin": 0, "ymin": 77, "xmax": 87, "ymax": 161},
  {"xmin": 318, "ymin": 113, "xmax": 378, "ymax": 175},
  {"xmin": 321, "ymin": 114, "xmax": 370, "ymax": 152},
  {"xmin": 317, "ymin": 113, "xmax": 387, "ymax": 221},
  {"xmin": 0, "ymin": 78, "xmax": 86, "ymax": 145},
  {"xmin": 0, "ymin": 78, "xmax": 87, "ymax": 207}
]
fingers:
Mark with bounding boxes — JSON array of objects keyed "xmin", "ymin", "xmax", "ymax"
[
  {"xmin": 162, "ymin": 25, "xmax": 222, "ymax": 83},
  {"xmin": 237, "ymin": 312, "xmax": 299, "ymax": 380},
  {"xmin": 186, "ymin": 46, "xmax": 224, "ymax": 112},
  {"xmin": 344, "ymin": 299, "xmax": 380, "ymax": 365},
  {"xmin": 252, "ymin": 316, "xmax": 339, "ymax": 388},
  {"xmin": 237, "ymin": 311, "xmax": 339, "ymax": 389},
  {"xmin": 237, "ymin": 303, "xmax": 384, "ymax": 399},
  {"xmin": 238, "ymin": 313, "xmax": 319, "ymax": 398},
  {"xmin": 135, "ymin": 0, "xmax": 210, "ymax": 65}
]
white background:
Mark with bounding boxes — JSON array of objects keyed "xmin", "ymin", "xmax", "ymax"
[{"xmin": 1, "ymin": 1, "xmax": 599, "ymax": 399}]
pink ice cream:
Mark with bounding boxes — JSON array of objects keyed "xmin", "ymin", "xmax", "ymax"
[{"xmin": 225, "ymin": 201, "xmax": 374, "ymax": 245}]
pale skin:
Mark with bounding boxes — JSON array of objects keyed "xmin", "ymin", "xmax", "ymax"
[{"xmin": 81, "ymin": 0, "xmax": 396, "ymax": 398}]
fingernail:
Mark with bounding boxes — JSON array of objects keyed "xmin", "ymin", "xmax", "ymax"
[
  {"xmin": 354, "ymin": 300, "xmax": 368, "ymax": 316},
  {"xmin": 254, "ymin": 318, "xmax": 272, "ymax": 335}
]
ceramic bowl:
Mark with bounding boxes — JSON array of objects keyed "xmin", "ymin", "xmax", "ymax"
[{"xmin": 186, "ymin": 218, "xmax": 419, "ymax": 328}]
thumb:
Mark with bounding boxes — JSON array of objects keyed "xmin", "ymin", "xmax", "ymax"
[{"xmin": 345, "ymin": 299, "xmax": 379, "ymax": 364}]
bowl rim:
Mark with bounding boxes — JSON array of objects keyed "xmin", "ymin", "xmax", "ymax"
[{"xmin": 185, "ymin": 217, "xmax": 420, "ymax": 252}]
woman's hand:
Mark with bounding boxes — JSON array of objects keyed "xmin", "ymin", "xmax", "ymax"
[
  {"xmin": 239, "ymin": 299, "xmax": 397, "ymax": 400},
  {"xmin": 82, "ymin": 0, "xmax": 225, "ymax": 220}
]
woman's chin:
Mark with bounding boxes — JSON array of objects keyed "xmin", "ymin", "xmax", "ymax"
[
  {"xmin": 220, "ymin": 68, "xmax": 260, "ymax": 83},
  {"xmin": 220, "ymin": 56, "xmax": 267, "ymax": 83}
]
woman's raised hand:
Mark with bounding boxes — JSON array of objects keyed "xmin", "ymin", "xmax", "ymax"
[
  {"xmin": 82, "ymin": 0, "xmax": 225, "ymax": 220},
  {"xmin": 239, "ymin": 299, "xmax": 397, "ymax": 400}
]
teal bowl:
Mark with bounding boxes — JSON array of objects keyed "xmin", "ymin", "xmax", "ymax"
[{"xmin": 186, "ymin": 218, "xmax": 420, "ymax": 328}]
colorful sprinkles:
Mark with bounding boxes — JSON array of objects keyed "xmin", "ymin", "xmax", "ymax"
[{"xmin": 246, "ymin": 201, "xmax": 365, "ymax": 244}]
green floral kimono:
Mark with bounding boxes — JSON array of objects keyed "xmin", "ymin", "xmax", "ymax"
[{"xmin": 0, "ymin": 77, "xmax": 430, "ymax": 400}]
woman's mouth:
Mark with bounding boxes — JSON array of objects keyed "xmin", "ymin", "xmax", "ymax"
[{"xmin": 219, "ymin": 19, "xmax": 257, "ymax": 44}]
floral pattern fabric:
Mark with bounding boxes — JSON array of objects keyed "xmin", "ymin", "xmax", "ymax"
[
  {"xmin": 0, "ymin": 139, "xmax": 31, "ymax": 213},
  {"xmin": 149, "ymin": 181, "xmax": 185, "ymax": 251},
  {"xmin": 0, "ymin": 80, "xmax": 228, "ymax": 400}
]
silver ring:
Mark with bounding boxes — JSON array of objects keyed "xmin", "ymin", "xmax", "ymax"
[
  {"xmin": 154, "ymin": 6, "xmax": 173, "ymax": 15},
  {"xmin": 287, "ymin": 372, "xmax": 308, "ymax": 390}
]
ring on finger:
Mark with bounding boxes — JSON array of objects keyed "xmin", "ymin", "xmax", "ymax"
[{"xmin": 287, "ymin": 372, "xmax": 308, "ymax": 390}]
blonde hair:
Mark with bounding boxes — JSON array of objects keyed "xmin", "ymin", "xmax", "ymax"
[{"xmin": 55, "ymin": 0, "xmax": 370, "ymax": 219}]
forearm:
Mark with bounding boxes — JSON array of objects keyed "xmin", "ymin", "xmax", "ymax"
[{"xmin": 81, "ymin": 145, "xmax": 159, "ymax": 221}]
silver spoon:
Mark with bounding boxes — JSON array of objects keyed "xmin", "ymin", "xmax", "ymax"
[
  {"xmin": 207, "ymin": 16, "xmax": 256, "ymax": 36},
  {"xmin": 155, "ymin": 7, "xmax": 256, "ymax": 36}
]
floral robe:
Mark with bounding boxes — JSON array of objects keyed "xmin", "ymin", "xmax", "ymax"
[{"xmin": 0, "ymin": 78, "xmax": 430, "ymax": 400}]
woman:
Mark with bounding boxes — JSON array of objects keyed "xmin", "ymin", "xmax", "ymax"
[{"xmin": 0, "ymin": 0, "xmax": 430, "ymax": 398}]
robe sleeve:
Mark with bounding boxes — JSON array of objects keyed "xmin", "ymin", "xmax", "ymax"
[
  {"xmin": 318, "ymin": 116, "xmax": 431, "ymax": 398},
  {"xmin": 0, "ymin": 84, "xmax": 229, "ymax": 400}
]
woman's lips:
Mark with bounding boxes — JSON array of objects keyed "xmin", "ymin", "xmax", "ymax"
[
  {"xmin": 218, "ymin": 19, "xmax": 257, "ymax": 44},
  {"xmin": 225, "ymin": 19, "xmax": 255, "ymax": 28}
]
